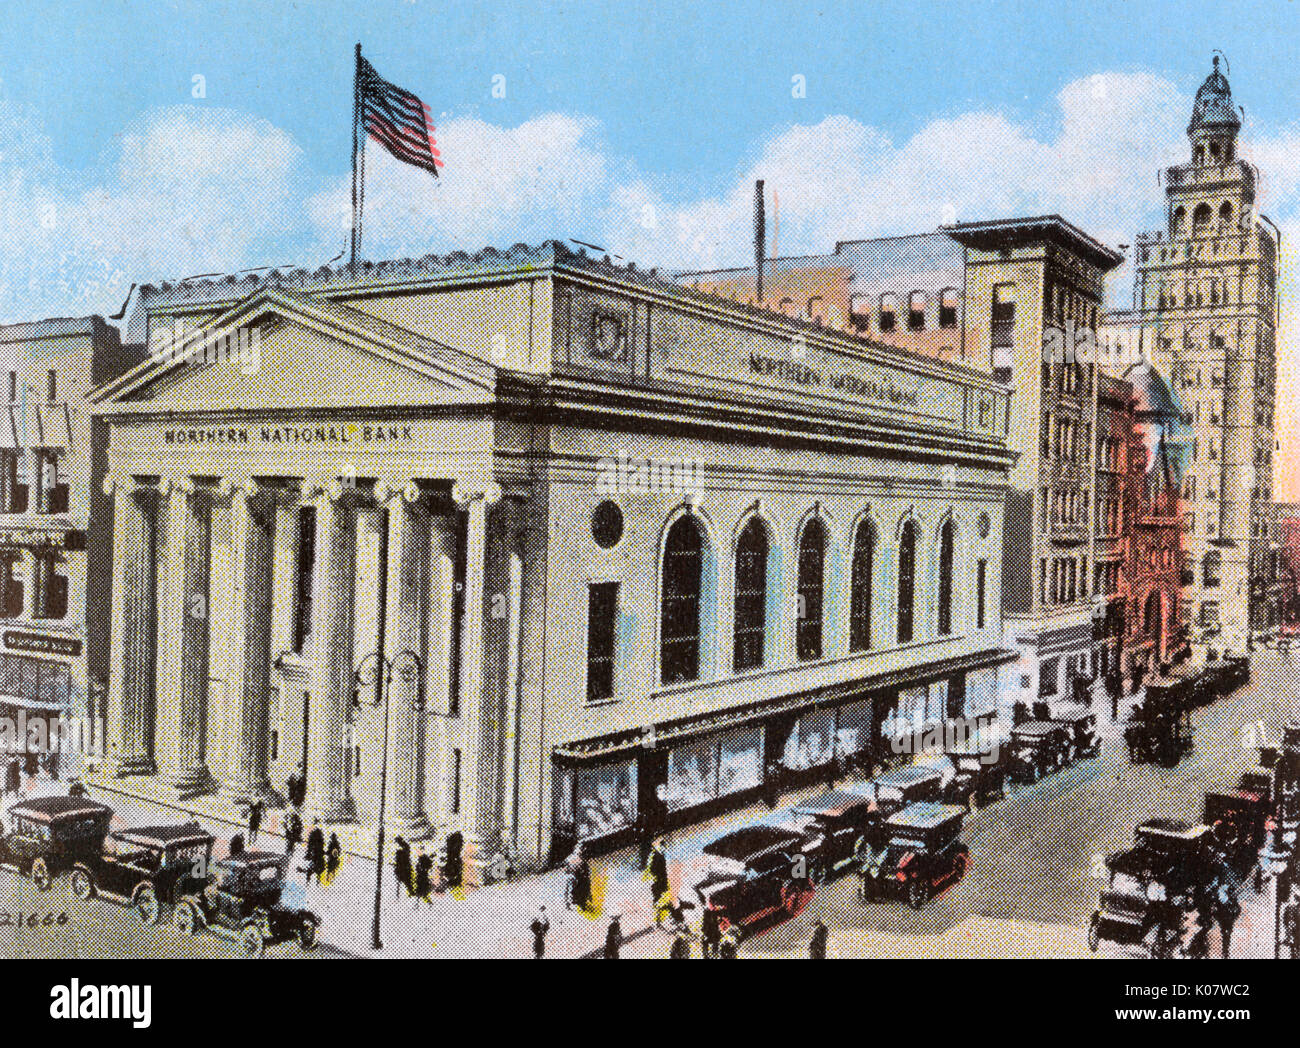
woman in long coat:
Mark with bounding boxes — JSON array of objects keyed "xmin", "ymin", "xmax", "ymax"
[
  {"xmin": 393, "ymin": 836, "xmax": 413, "ymax": 899},
  {"xmin": 414, "ymin": 852, "xmax": 434, "ymax": 904}
]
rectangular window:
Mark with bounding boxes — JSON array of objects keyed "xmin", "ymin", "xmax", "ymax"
[
  {"xmin": 976, "ymin": 560, "xmax": 987, "ymax": 628},
  {"xmin": 451, "ymin": 748, "xmax": 462, "ymax": 813},
  {"xmin": 585, "ymin": 582, "xmax": 618, "ymax": 703},
  {"xmin": 292, "ymin": 506, "xmax": 316, "ymax": 653},
  {"xmin": 46, "ymin": 370, "xmax": 57, "ymax": 402},
  {"xmin": 0, "ymin": 555, "xmax": 23, "ymax": 618},
  {"xmin": 939, "ymin": 289, "xmax": 959, "ymax": 329},
  {"xmin": 35, "ymin": 556, "xmax": 67, "ymax": 620}
]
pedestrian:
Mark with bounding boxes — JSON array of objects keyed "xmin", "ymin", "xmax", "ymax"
[
  {"xmin": 442, "ymin": 832, "xmax": 464, "ymax": 891},
  {"xmin": 670, "ymin": 928, "xmax": 691, "ymax": 959},
  {"xmin": 604, "ymin": 915, "xmax": 622, "ymax": 959},
  {"xmin": 565, "ymin": 842, "xmax": 591, "ymax": 912},
  {"xmin": 415, "ymin": 851, "xmax": 434, "ymax": 905},
  {"xmin": 247, "ymin": 799, "xmax": 264, "ymax": 845},
  {"xmin": 326, "ymin": 833, "xmax": 342, "ymax": 880},
  {"xmin": 646, "ymin": 837, "xmax": 670, "ymax": 919},
  {"xmin": 4, "ymin": 758, "xmax": 18, "ymax": 797},
  {"xmin": 718, "ymin": 927, "xmax": 739, "ymax": 959},
  {"xmin": 700, "ymin": 905, "xmax": 722, "ymax": 959},
  {"xmin": 305, "ymin": 820, "xmax": 325, "ymax": 884},
  {"xmin": 530, "ymin": 905, "xmax": 550, "ymax": 959},
  {"xmin": 229, "ymin": 832, "xmax": 245, "ymax": 857},
  {"xmin": 286, "ymin": 764, "xmax": 306, "ymax": 809},
  {"xmin": 808, "ymin": 920, "xmax": 828, "ymax": 959},
  {"xmin": 284, "ymin": 808, "xmax": 303, "ymax": 857},
  {"xmin": 1215, "ymin": 880, "xmax": 1241, "ymax": 959},
  {"xmin": 393, "ymin": 836, "xmax": 413, "ymax": 900}
]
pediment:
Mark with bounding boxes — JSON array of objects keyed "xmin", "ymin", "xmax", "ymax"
[{"xmin": 93, "ymin": 289, "xmax": 497, "ymax": 411}]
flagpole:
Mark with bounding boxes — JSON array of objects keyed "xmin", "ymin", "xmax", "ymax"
[{"xmin": 350, "ymin": 42, "xmax": 363, "ymax": 265}]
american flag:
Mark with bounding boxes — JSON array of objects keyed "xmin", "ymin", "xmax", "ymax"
[{"xmin": 358, "ymin": 55, "xmax": 443, "ymax": 175}]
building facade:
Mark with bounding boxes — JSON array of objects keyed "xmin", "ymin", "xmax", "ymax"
[
  {"xmin": 89, "ymin": 242, "xmax": 1015, "ymax": 869},
  {"xmin": 0, "ymin": 316, "xmax": 144, "ymax": 772},
  {"xmin": 1101, "ymin": 58, "xmax": 1280, "ymax": 654}
]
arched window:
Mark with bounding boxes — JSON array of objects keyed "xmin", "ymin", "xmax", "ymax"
[
  {"xmin": 1219, "ymin": 201, "xmax": 1234, "ymax": 227},
  {"xmin": 796, "ymin": 518, "xmax": 826, "ymax": 661},
  {"xmin": 1172, "ymin": 206, "xmax": 1186, "ymax": 237},
  {"xmin": 937, "ymin": 518, "xmax": 955, "ymax": 635},
  {"xmin": 1192, "ymin": 203, "xmax": 1212, "ymax": 235},
  {"xmin": 939, "ymin": 288, "xmax": 959, "ymax": 329},
  {"xmin": 897, "ymin": 519, "xmax": 918, "ymax": 643},
  {"xmin": 733, "ymin": 519, "xmax": 768, "ymax": 672},
  {"xmin": 849, "ymin": 519, "xmax": 875, "ymax": 651},
  {"xmin": 661, "ymin": 515, "xmax": 704, "ymax": 684},
  {"xmin": 1202, "ymin": 550, "xmax": 1222, "ymax": 588},
  {"xmin": 879, "ymin": 293, "xmax": 899, "ymax": 333},
  {"xmin": 908, "ymin": 291, "xmax": 926, "ymax": 331}
]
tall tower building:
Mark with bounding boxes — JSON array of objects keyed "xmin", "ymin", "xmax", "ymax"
[{"xmin": 1102, "ymin": 57, "xmax": 1280, "ymax": 654}]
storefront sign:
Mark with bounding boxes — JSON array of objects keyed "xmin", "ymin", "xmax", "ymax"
[
  {"xmin": 0, "ymin": 528, "xmax": 85, "ymax": 551},
  {"xmin": 3, "ymin": 631, "xmax": 82, "ymax": 658},
  {"xmin": 163, "ymin": 423, "xmax": 416, "ymax": 446}
]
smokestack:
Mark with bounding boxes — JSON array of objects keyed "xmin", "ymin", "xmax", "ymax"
[{"xmin": 754, "ymin": 180, "xmax": 766, "ymax": 304}]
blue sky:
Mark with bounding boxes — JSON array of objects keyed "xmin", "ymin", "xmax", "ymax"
[{"xmin": 4, "ymin": 0, "xmax": 1300, "ymax": 491}]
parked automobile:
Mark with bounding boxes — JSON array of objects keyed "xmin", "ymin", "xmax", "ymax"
[
  {"xmin": 173, "ymin": 851, "xmax": 320, "ymax": 958},
  {"xmin": 1203, "ymin": 788, "xmax": 1268, "ymax": 879},
  {"xmin": 778, "ymin": 789, "xmax": 883, "ymax": 881},
  {"xmin": 691, "ymin": 825, "xmax": 815, "ymax": 939},
  {"xmin": 70, "ymin": 822, "xmax": 215, "ymax": 925},
  {"xmin": 863, "ymin": 765, "xmax": 944, "ymax": 817},
  {"xmin": 1050, "ymin": 709, "xmax": 1100, "ymax": 760},
  {"xmin": 1124, "ymin": 679, "xmax": 1194, "ymax": 767},
  {"xmin": 0, "ymin": 796, "xmax": 113, "ymax": 890},
  {"xmin": 941, "ymin": 746, "xmax": 1007, "ymax": 810},
  {"xmin": 1006, "ymin": 721, "xmax": 1070, "ymax": 783},
  {"xmin": 858, "ymin": 802, "xmax": 968, "ymax": 910},
  {"xmin": 1086, "ymin": 819, "xmax": 1222, "ymax": 957}
]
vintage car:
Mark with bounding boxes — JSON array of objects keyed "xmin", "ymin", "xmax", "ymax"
[
  {"xmin": 858, "ymin": 802, "xmax": 968, "ymax": 909},
  {"xmin": 691, "ymin": 825, "xmax": 815, "ymax": 939},
  {"xmin": 1087, "ymin": 820, "xmax": 1222, "ymax": 957},
  {"xmin": 1203, "ymin": 788, "xmax": 1268, "ymax": 878},
  {"xmin": 69, "ymin": 822, "xmax": 215, "ymax": 925},
  {"xmin": 863, "ymin": 765, "xmax": 945, "ymax": 817},
  {"xmin": 1050, "ymin": 709, "xmax": 1100, "ymax": 760},
  {"xmin": 0, "ymin": 796, "xmax": 113, "ymax": 890},
  {"xmin": 174, "ymin": 851, "xmax": 320, "ymax": 957},
  {"xmin": 1006, "ymin": 721, "xmax": 1070, "ymax": 783},
  {"xmin": 1124, "ymin": 681, "xmax": 1194, "ymax": 767},
  {"xmin": 778, "ymin": 789, "xmax": 883, "ymax": 881},
  {"xmin": 941, "ymin": 746, "xmax": 1007, "ymax": 810}
]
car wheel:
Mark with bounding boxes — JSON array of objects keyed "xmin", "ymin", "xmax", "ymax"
[
  {"xmin": 30, "ymin": 858, "xmax": 51, "ymax": 891},
  {"xmin": 174, "ymin": 901, "xmax": 198, "ymax": 937},
  {"xmin": 70, "ymin": 869, "xmax": 94, "ymax": 901},
  {"xmin": 907, "ymin": 877, "xmax": 927, "ymax": 910},
  {"xmin": 1087, "ymin": 912, "xmax": 1101, "ymax": 953},
  {"xmin": 240, "ymin": 922, "xmax": 266, "ymax": 959},
  {"xmin": 952, "ymin": 849, "xmax": 969, "ymax": 883},
  {"xmin": 298, "ymin": 915, "xmax": 319, "ymax": 951},
  {"xmin": 135, "ymin": 885, "xmax": 160, "ymax": 926}
]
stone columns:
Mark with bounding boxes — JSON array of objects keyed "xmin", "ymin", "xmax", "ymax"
[
  {"xmin": 103, "ymin": 475, "xmax": 156, "ymax": 776},
  {"xmin": 219, "ymin": 479, "xmax": 275, "ymax": 802},
  {"xmin": 377, "ymin": 479, "xmax": 430, "ymax": 837},
  {"xmin": 155, "ymin": 476, "xmax": 214, "ymax": 795},
  {"xmin": 303, "ymin": 478, "xmax": 357, "ymax": 822},
  {"xmin": 452, "ymin": 479, "xmax": 501, "ymax": 855}
]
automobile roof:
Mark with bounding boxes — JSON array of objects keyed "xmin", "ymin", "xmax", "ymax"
[
  {"xmin": 872, "ymin": 765, "xmax": 943, "ymax": 787},
  {"xmin": 1204, "ymin": 789, "xmax": 1265, "ymax": 808},
  {"xmin": 7, "ymin": 796, "xmax": 113, "ymax": 823},
  {"xmin": 1011, "ymin": 721, "xmax": 1063, "ymax": 737},
  {"xmin": 792, "ymin": 789, "xmax": 874, "ymax": 818},
  {"xmin": 702, "ymin": 824, "xmax": 802, "ymax": 861},
  {"xmin": 216, "ymin": 850, "xmax": 287, "ymax": 869},
  {"xmin": 112, "ymin": 822, "xmax": 214, "ymax": 849},
  {"xmin": 885, "ymin": 802, "xmax": 966, "ymax": 832},
  {"xmin": 1136, "ymin": 819, "xmax": 1212, "ymax": 843}
]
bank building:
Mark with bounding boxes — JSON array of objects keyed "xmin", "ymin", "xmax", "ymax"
[{"xmin": 89, "ymin": 242, "xmax": 1015, "ymax": 869}]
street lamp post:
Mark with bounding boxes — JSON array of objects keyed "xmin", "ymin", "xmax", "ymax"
[{"xmin": 352, "ymin": 648, "xmax": 424, "ymax": 952}]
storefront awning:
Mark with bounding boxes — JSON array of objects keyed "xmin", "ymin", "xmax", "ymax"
[{"xmin": 552, "ymin": 646, "xmax": 1018, "ymax": 762}]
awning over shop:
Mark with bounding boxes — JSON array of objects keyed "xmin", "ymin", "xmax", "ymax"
[{"xmin": 552, "ymin": 646, "xmax": 1018, "ymax": 762}]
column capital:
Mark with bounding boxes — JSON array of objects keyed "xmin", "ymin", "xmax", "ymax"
[
  {"xmin": 302, "ymin": 476, "xmax": 350, "ymax": 505},
  {"xmin": 103, "ymin": 473, "xmax": 136, "ymax": 497},
  {"xmin": 374, "ymin": 478, "xmax": 422, "ymax": 505},
  {"xmin": 218, "ymin": 476, "xmax": 260, "ymax": 501},
  {"xmin": 160, "ymin": 474, "xmax": 196, "ymax": 497},
  {"xmin": 452, "ymin": 479, "xmax": 503, "ymax": 508}
]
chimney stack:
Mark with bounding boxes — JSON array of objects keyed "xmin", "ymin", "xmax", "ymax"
[{"xmin": 754, "ymin": 180, "xmax": 766, "ymax": 304}]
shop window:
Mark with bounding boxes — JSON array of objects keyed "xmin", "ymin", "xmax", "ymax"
[
  {"xmin": 660, "ymin": 515, "xmax": 704, "ymax": 684},
  {"xmin": 565, "ymin": 759, "xmax": 637, "ymax": 838},
  {"xmin": 783, "ymin": 709, "xmax": 835, "ymax": 771},
  {"xmin": 732, "ymin": 518, "xmax": 768, "ymax": 672},
  {"xmin": 292, "ymin": 506, "xmax": 316, "ymax": 653},
  {"xmin": 796, "ymin": 517, "xmax": 826, "ymax": 661},
  {"xmin": 849, "ymin": 519, "xmax": 875, "ymax": 652},
  {"xmin": 897, "ymin": 519, "xmax": 918, "ymax": 643},
  {"xmin": 666, "ymin": 737, "xmax": 717, "ymax": 811},
  {"xmin": 937, "ymin": 518, "xmax": 955, "ymax": 635},
  {"xmin": 36, "ymin": 451, "xmax": 68, "ymax": 514},
  {"xmin": 585, "ymin": 582, "xmax": 618, "ymax": 703}
]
